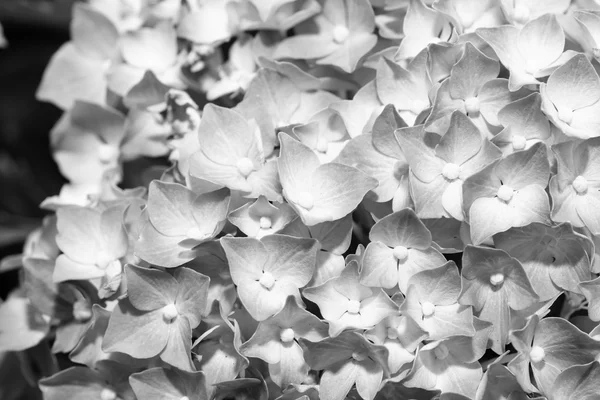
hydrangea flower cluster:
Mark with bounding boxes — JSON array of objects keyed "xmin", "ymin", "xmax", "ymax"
[{"xmin": 3, "ymin": 0, "xmax": 600, "ymax": 399}]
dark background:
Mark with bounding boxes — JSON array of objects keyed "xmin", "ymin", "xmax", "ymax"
[{"xmin": 0, "ymin": 1, "xmax": 71, "ymax": 299}]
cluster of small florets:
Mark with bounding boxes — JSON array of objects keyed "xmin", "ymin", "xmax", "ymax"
[{"xmin": 3, "ymin": 0, "xmax": 600, "ymax": 399}]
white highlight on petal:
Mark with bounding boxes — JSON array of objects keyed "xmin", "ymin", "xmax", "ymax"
[
  {"xmin": 296, "ymin": 192, "xmax": 314, "ymax": 210},
  {"xmin": 497, "ymin": 185, "xmax": 514, "ymax": 202},
  {"xmin": 511, "ymin": 135, "xmax": 527, "ymax": 151},
  {"xmin": 316, "ymin": 137, "xmax": 329, "ymax": 153},
  {"xmin": 186, "ymin": 226, "xmax": 206, "ymax": 241},
  {"xmin": 347, "ymin": 299, "xmax": 361, "ymax": 314},
  {"xmin": 421, "ymin": 301, "xmax": 435, "ymax": 317},
  {"xmin": 464, "ymin": 96, "xmax": 480, "ymax": 114},
  {"xmin": 512, "ymin": 4, "xmax": 530, "ymax": 24},
  {"xmin": 162, "ymin": 303, "xmax": 179, "ymax": 322},
  {"xmin": 236, "ymin": 157, "xmax": 254, "ymax": 177},
  {"xmin": 259, "ymin": 271, "xmax": 275, "ymax": 290},
  {"xmin": 442, "ymin": 163, "xmax": 461, "ymax": 181},
  {"xmin": 558, "ymin": 108, "xmax": 573, "ymax": 124},
  {"xmin": 259, "ymin": 216, "xmax": 272, "ymax": 229},
  {"xmin": 100, "ymin": 388, "xmax": 117, "ymax": 400},
  {"xmin": 393, "ymin": 246, "xmax": 409, "ymax": 262},
  {"xmin": 490, "ymin": 273, "xmax": 505, "ymax": 286},
  {"xmin": 434, "ymin": 344, "xmax": 449, "ymax": 360},
  {"xmin": 530, "ymin": 346, "xmax": 545, "ymax": 363},
  {"xmin": 280, "ymin": 327, "xmax": 295, "ymax": 343},
  {"xmin": 332, "ymin": 25, "xmax": 350, "ymax": 43},
  {"xmin": 573, "ymin": 175, "xmax": 588, "ymax": 195}
]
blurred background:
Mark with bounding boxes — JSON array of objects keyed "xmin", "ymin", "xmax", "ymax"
[{"xmin": 0, "ymin": 0, "xmax": 72, "ymax": 299}]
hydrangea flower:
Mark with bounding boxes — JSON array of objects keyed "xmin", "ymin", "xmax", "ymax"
[
  {"xmin": 273, "ymin": 0, "xmax": 378, "ymax": 73},
  {"xmin": 491, "ymin": 93, "xmax": 553, "ymax": 156},
  {"xmin": 540, "ymin": 54, "xmax": 600, "ymax": 139},
  {"xmin": 550, "ymin": 137, "xmax": 600, "ymax": 233},
  {"xmin": 191, "ymin": 306, "xmax": 248, "ymax": 398},
  {"xmin": 299, "ymin": 331, "xmax": 389, "ymax": 400},
  {"xmin": 462, "ymin": 142, "xmax": 551, "ymax": 244},
  {"xmin": 395, "ymin": 0, "xmax": 455, "ymax": 60},
  {"xmin": 278, "ymin": 133, "xmax": 377, "ymax": 226},
  {"xmin": 397, "ymin": 111, "xmax": 502, "ymax": 220},
  {"xmin": 494, "ymin": 223, "xmax": 594, "ymax": 301},
  {"xmin": 509, "ymin": 315, "xmax": 600, "ymax": 394},
  {"xmin": 477, "ymin": 14, "xmax": 569, "ymax": 90},
  {"xmin": 403, "ymin": 327, "xmax": 487, "ymax": 399},
  {"xmin": 425, "ymin": 43, "xmax": 527, "ymax": 137},
  {"xmin": 303, "ymin": 261, "xmax": 399, "ymax": 336},
  {"xmin": 189, "ymin": 104, "xmax": 282, "ymax": 201},
  {"xmin": 400, "ymin": 262, "xmax": 476, "ymax": 340},
  {"xmin": 54, "ymin": 204, "xmax": 128, "ymax": 295},
  {"xmin": 499, "ymin": 0, "xmax": 570, "ymax": 26},
  {"xmin": 433, "ymin": 0, "xmax": 504, "ymax": 34},
  {"xmin": 239, "ymin": 296, "xmax": 328, "ymax": 387},
  {"xmin": 135, "ymin": 182, "xmax": 230, "ymax": 268},
  {"xmin": 335, "ymin": 105, "xmax": 412, "ymax": 211},
  {"xmin": 103, "ymin": 265, "xmax": 210, "ymax": 371},
  {"xmin": 364, "ymin": 313, "xmax": 427, "ymax": 377},
  {"xmin": 459, "ymin": 245, "xmax": 539, "ymax": 353},
  {"xmin": 359, "ymin": 208, "xmax": 446, "ymax": 292},
  {"xmin": 36, "ymin": 3, "xmax": 119, "ymax": 109},
  {"xmin": 375, "ymin": 49, "xmax": 433, "ymax": 125},
  {"xmin": 221, "ymin": 234, "xmax": 318, "ymax": 321}
]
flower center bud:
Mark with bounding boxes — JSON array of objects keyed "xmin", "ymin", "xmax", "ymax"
[
  {"xmin": 573, "ymin": 175, "xmax": 588, "ymax": 195},
  {"xmin": 497, "ymin": 185, "xmax": 514, "ymax": 202},
  {"xmin": 316, "ymin": 137, "xmax": 329, "ymax": 153},
  {"xmin": 100, "ymin": 388, "xmax": 117, "ymax": 400},
  {"xmin": 421, "ymin": 301, "xmax": 435, "ymax": 317},
  {"xmin": 464, "ymin": 96, "xmax": 480, "ymax": 114},
  {"xmin": 387, "ymin": 327, "xmax": 399, "ymax": 340},
  {"xmin": 434, "ymin": 344, "xmax": 449, "ymax": 360},
  {"xmin": 98, "ymin": 143, "xmax": 119, "ymax": 164},
  {"xmin": 259, "ymin": 216, "xmax": 272, "ymax": 229},
  {"xmin": 489, "ymin": 273, "xmax": 505, "ymax": 287},
  {"xmin": 558, "ymin": 108, "xmax": 573, "ymax": 124},
  {"xmin": 511, "ymin": 135, "xmax": 527, "ymax": 151},
  {"xmin": 332, "ymin": 25, "xmax": 350, "ymax": 43},
  {"xmin": 442, "ymin": 163, "xmax": 461, "ymax": 181},
  {"xmin": 259, "ymin": 271, "xmax": 275, "ymax": 290},
  {"xmin": 236, "ymin": 157, "xmax": 254, "ymax": 177},
  {"xmin": 296, "ymin": 191, "xmax": 314, "ymax": 210},
  {"xmin": 393, "ymin": 160, "xmax": 408, "ymax": 179},
  {"xmin": 530, "ymin": 346, "xmax": 545, "ymax": 363},
  {"xmin": 352, "ymin": 351, "xmax": 367, "ymax": 362},
  {"xmin": 72, "ymin": 301, "xmax": 92, "ymax": 322},
  {"xmin": 393, "ymin": 246, "xmax": 409, "ymax": 262},
  {"xmin": 347, "ymin": 299, "xmax": 361, "ymax": 314},
  {"xmin": 280, "ymin": 328, "xmax": 295, "ymax": 343},
  {"xmin": 513, "ymin": 4, "xmax": 530, "ymax": 24},
  {"xmin": 162, "ymin": 303, "xmax": 179, "ymax": 322}
]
